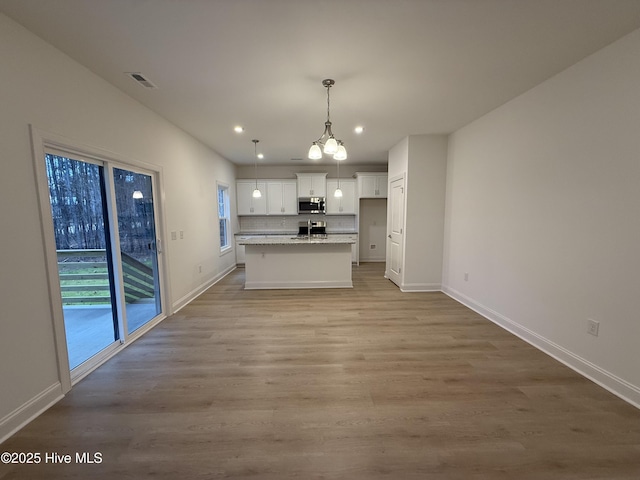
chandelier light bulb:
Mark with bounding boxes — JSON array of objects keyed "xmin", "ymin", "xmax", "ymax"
[
  {"xmin": 334, "ymin": 143, "xmax": 347, "ymax": 160},
  {"xmin": 324, "ymin": 137, "xmax": 338, "ymax": 155},
  {"xmin": 308, "ymin": 143, "xmax": 322, "ymax": 160}
]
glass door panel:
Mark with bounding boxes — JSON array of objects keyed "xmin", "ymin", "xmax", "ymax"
[
  {"xmin": 45, "ymin": 154, "xmax": 119, "ymax": 370},
  {"xmin": 112, "ymin": 167, "xmax": 161, "ymax": 334}
]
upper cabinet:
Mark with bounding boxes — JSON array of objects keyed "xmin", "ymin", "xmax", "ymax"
[
  {"xmin": 356, "ymin": 172, "xmax": 388, "ymax": 198},
  {"xmin": 267, "ymin": 180, "xmax": 298, "ymax": 215},
  {"xmin": 296, "ymin": 173, "xmax": 327, "ymax": 197},
  {"xmin": 237, "ymin": 179, "xmax": 297, "ymax": 216},
  {"xmin": 326, "ymin": 179, "xmax": 356, "ymax": 215},
  {"xmin": 237, "ymin": 180, "xmax": 267, "ymax": 215}
]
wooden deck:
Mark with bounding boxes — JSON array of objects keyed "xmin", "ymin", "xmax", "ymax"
[
  {"xmin": 63, "ymin": 301, "xmax": 159, "ymax": 369},
  {"xmin": 1, "ymin": 263, "xmax": 639, "ymax": 479}
]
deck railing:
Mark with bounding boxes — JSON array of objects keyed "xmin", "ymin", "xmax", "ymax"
[{"xmin": 57, "ymin": 249, "xmax": 155, "ymax": 305}]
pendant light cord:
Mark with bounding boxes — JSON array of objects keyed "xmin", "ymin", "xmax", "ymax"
[
  {"xmin": 326, "ymin": 83, "xmax": 331, "ymax": 123},
  {"xmin": 253, "ymin": 139, "xmax": 259, "ymax": 189}
]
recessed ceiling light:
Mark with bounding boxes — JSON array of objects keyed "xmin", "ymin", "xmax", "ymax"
[
  {"xmin": 354, "ymin": 126, "xmax": 364, "ymax": 134},
  {"xmin": 234, "ymin": 126, "xmax": 244, "ymax": 133},
  {"xmin": 257, "ymin": 153, "xmax": 264, "ymax": 159}
]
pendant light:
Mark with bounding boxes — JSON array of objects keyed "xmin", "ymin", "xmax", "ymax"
[
  {"xmin": 334, "ymin": 157, "xmax": 343, "ymax": 198},
  {"xmin": 308, "ymin": 79, "xmax": 347, "ymax": 161},
  {"xmin": 252, "ymin": 139, "xmax": 261, "ymax": 198}
]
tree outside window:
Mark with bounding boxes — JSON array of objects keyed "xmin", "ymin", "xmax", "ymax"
[{"xmin": 217, "ymin": 183, "xmax": 231, "ymax": 251}]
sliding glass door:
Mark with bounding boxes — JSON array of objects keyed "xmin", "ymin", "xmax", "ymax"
[
  {"xmin": 45, "ymin": 154, "xmax": 119, "ymax": 370},
  {"xmin": 113, "ymin": 167, "xmax": 162, "ymax": 334},
  {"xmin": 44, "ymin": 153, "xmax": 164, "ymax": 374}
]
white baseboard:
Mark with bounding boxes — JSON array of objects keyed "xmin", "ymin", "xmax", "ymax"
[
  {"xmin": 244, "ymin": 280, "xmax": 353, "ymax": 290},
  {"xmin": 400, "ymin": 282, "xmax": 441, "ymax": 292},
  {"xmin": 0, "ymin": 382, "xmax": 63, "ymax": 444},
  {"xmin": 442, "ymin": 284, "xmax": 640, "ymax": 409},
  {"xmin": 172, "ymin": 264, "xmax": 236, "ymax": 313}
]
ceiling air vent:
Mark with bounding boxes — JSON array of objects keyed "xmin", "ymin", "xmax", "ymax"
[{"xmin": 126, "ymin": 72, "xmax": 157, "ymax": 89}]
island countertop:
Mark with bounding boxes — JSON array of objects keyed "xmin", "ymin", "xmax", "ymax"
[{"xmin": 237, "ymin": 235, "xmax": 356, "ymax": 246}]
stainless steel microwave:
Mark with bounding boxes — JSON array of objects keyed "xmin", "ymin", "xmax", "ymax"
[{"xmin": 298, "ymin": 197, "xmax": 326, "ymax": 214}]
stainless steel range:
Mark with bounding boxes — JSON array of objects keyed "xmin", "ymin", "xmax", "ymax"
[{"xmin": 297, "ymin": 220, "xmax": 327, "ymax": 238}]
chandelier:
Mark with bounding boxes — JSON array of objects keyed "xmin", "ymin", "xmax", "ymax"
[{"xmin": 308, "ymin": 79, "xmax": 347, "ymax": 161}]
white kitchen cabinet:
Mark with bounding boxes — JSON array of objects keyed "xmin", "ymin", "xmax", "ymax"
[
  {"xmin": 326, "ymin": 179, "xmax": 356, "ymax": 215},
  {"xmin": 296, "ymin": 173, "xmax": 327, "ymax": 197},
  {"xmin": 356, "ymin": 173, "xmax": 388, "ymax": 198},
  {"xmin": 267, "ymin": 180, "xmax": 297, "ymax": 215},
  {"xmin": 236, "ymin": 181, "xmax": 267, "ymax": 215},
  {"xmin": 328, "ymin": 233, "xmax": 358, "ymax": 264},
  {"xmin": 235, "ymin": 238, "xmax": 246, "ymax": 264}
]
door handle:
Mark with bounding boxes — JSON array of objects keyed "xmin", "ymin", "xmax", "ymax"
[{"xmin": 388, "ymin": 234, "xmax": 392, "ymax": 239}]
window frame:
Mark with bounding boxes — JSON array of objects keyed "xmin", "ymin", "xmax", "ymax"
[{"xmin": 217, "ymin": 182, "xmax": 232, "ymax": 254}]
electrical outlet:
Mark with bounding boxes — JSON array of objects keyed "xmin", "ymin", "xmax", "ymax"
[
  {"xmin": 171, "ymin": 231, "xmax": 177, "ymax": 240},
  {"xmin": 198, "ymin": 265, "xmax": 202, "ymax": 273},
  {"xmin": 464, "ymin": 272, "xmax": 469, "ymax": 281},
  {"xmin": 587, "ymin": 319, "xmax": 599, "ymax": 337},
  {"xmin": 180, "ymin": 230, "xmax": 184, "ymax": 239}
]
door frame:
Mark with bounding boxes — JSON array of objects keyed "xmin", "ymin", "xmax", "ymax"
[
  {"xmin": 386, "ymin": 173, "xmax": 406, "ymax": 288},
  {"xmin": 30, "ymin": 126, "xmax": 171, "ymax": 393}
]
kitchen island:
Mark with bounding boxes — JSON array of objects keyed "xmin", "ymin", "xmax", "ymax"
[{"xmin": 236, "ymin": 235, "xmax": 356, "ymax": 289}]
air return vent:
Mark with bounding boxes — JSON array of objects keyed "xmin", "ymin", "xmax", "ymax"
[{"xmin": 125, "ymin": 72, "xmax": 157, "ymax": 89}]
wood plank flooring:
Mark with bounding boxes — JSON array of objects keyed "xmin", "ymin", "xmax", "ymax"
[{"xmin": 2, "ymin": 263, "xmax": 639, "ymax": 479}]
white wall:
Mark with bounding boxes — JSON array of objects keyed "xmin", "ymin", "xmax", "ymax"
[
  {"xmin": 388, "ymin": 137, "xmax": 408, "ymax": 180},
  {"xmin": 405, "ymin": 135, "xmax": 447, "ymax": 289},
  {"xmin": 0, "ymin": 13, "xmax": 236, "ymax": 439},
  {"xmin": 443, "ymin": 28, "xmax": 640, "ymax": 405},
  {"xmin": 387, "ymin": 135, "xmax": 447, "ymax": 290},
  {"xmin": 359, "ymin": 198, "xmax": 387, "ymax": 261}
]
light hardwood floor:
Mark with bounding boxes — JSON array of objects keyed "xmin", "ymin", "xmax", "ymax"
[{"xmin": 2, "ymin": 263, "xmax": 639, "ymax": 479}]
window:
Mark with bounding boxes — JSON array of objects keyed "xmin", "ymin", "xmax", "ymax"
[{"xmin": 217, "ymin": 183, "xmax": 231, "ymax": 251}]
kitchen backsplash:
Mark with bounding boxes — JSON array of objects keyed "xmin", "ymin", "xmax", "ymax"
[{"xmin": 239, "ymin": 215, "xmax": 356, "ymax": 233}]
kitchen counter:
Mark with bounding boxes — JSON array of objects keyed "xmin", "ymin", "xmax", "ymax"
[
  {"xmin": 237, "ymin": 235, "xmax": 356, "ymax": 246},
  {"xmin": 240, "ymin": 235, "xmax": 354, "ymax": 289},
  {"xmin": 235, "ymin": 231, "xmax": 357, "ymax": 236}
]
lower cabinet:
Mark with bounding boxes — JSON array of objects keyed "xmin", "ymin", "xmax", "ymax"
[
  {"xmin": 235, "ymin": 237, "xmax": 247, "ymax": 264},
  {"xmin": 328, "ymin": 234, "xmax": 358, "ymax": 264}
]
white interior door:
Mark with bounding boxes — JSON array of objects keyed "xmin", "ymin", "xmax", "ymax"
[{"xmin": 387, "ymin": 176, "xmax": 405, "ymax": 287}]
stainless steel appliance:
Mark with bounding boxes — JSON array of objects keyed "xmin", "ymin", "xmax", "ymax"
[
  {"xmin": 310, "ymin": 221, "xmax": 326, "ymax": 236},
  {"xmin": 298, "ymin": 197, "xmax": 326, "ymax": 214},
  {"xmin": 296, "ymin": 220, "xmax": 327, "ymax": 238}
]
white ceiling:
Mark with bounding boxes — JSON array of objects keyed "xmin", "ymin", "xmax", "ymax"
[{"xmin": 2, "ymin": 0, "xmax": 640, "ymax": 166}]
